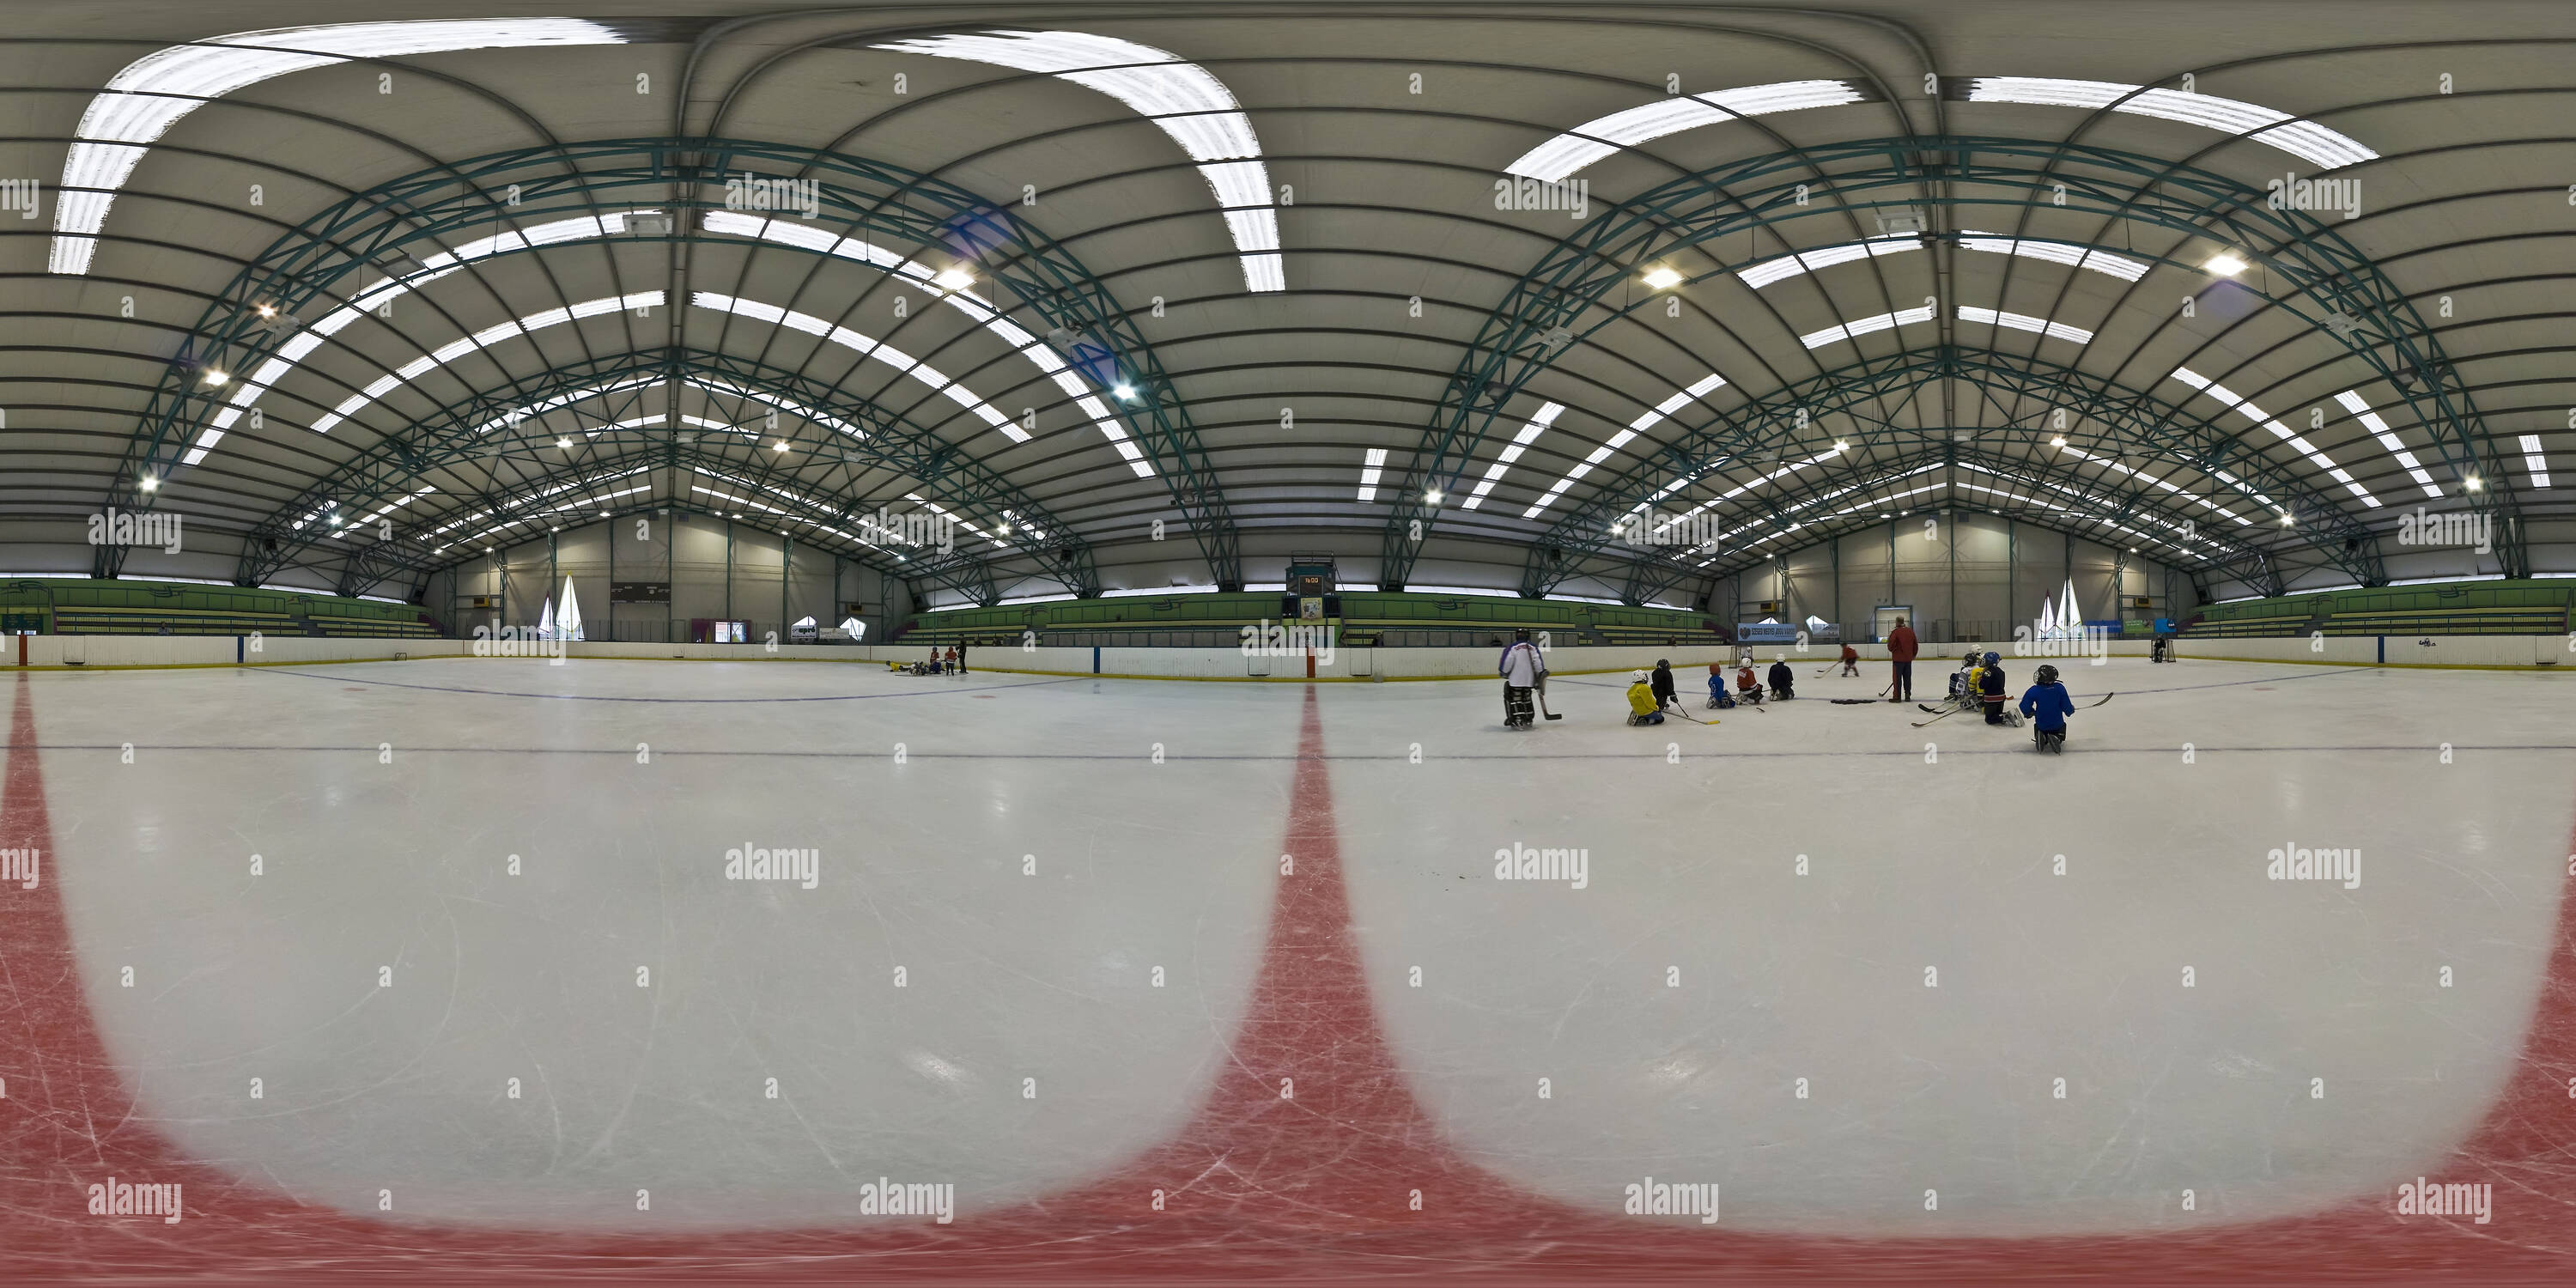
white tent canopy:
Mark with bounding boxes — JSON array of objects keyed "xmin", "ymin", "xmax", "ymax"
[{"xmin": 556, "ymin": 576, "xmax": 584, "ymax": 641}]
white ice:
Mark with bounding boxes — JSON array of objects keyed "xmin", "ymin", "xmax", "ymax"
[{"xmin": 28, "ymin": 653, "xmax": 2576, "ymax": 1234}]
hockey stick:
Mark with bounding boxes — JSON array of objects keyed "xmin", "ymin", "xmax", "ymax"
[
  {"xmin": 1534, "ymin": 683, "xmax": 1564, "ymax": 720},
  {"xmin": 2082, "ymin": 691, "xmax": 2117, "ymax": 708},
  {"xmin": 1911, "ymin": 707, "xmax": 1959, "ymax": 728}
]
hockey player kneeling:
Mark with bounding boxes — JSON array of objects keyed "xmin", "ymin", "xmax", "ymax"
[
  {"xmin": 1978, "ymin": 651, "xmax": 2008, "ymax": 724},
  {"xmin": 1626, "ymin": 670, "xmax": 1666, "ymax": 726},
  {"xmin": 2019, "ymin": 664, "xmax": 2075, "ymax": 751}
]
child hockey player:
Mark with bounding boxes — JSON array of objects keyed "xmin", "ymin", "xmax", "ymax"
[
  {"xmin": 1734, "ymin": 661, "xmax": 1765, "ymax": 705},
  {"xmin": 2019, "ymin": 663, "xmax": 2075, "ymax": 750},
  {"xmin": 1650, "ymin": 659, "xmax": 1679, "ymax": 714},
  {"xmin": 1838, "ymin": 642, "xmax": 1860, "ymax": 677},
  {"xmin": 1766, "ymin": 656, "xmax": 1795, "ymax": 700},
  {"xmin": 1706, "ymin": 659, "xmax": 1729, "ymax": 708},
  {"xmin": 1625, "ymin": 669, "xmax": 1666, "ymax": 726},
  {"xmin": 1978, "ymin": 650, "xmax": 2008, "ymax": 723}
]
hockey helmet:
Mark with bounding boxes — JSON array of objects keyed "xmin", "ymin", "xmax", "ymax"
[
  {"xmin": 2034, "ymin": 664, "xmax": 2059, "ymax": 684},
  {"xmin": 1631, "ymin": 669, "xmax": 1649, "ymax": 683}
]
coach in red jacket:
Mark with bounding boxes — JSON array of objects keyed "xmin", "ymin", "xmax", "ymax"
[{"xmin": 1885, "ymin": 616, "xmax": 1919, "ymax": 702}]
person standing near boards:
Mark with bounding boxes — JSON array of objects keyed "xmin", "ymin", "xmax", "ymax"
[
  {"xmin": 1885, "ymin": 616, "xmax": 1918, "ymax": 702},
  {"xmin": 1498, "ymin": 629, "xmax": 1545, "ymax": 729}
]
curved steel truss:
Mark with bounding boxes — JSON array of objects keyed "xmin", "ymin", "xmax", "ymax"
[
  {"xmin": 106, "ymin": 137, "xmax": 1237, "ymax": 588},
  {"xmin": 1524, "ymin": 346, "xmax": 2388, "ymax": 604},
  {"xmin": 1382, "ymin": 134, "xmax": 2526, "ymax": 591},
  {"xmin": 234, "ymin": 348, "xmax": 1098, "ymax": 604}
]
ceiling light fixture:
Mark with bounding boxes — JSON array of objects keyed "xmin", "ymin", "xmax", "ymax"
[
  {"xmin": 1113, "ymin": 383, "xmax": 1138, "ymax": 401},
  {"xmin": 200, "ymin": 368, "xmax": 228, "ymax": 386},
  {"xmin": 932, "ymin": 265, "xmax": 975, "ymax": 291},
  {"xmin": 1641, "ymin": 264, "xmax": 1685, "ymax": 291},
  {"xmin": 1425, "ymin": 489, "xmax": 1443, "ymax": 505},
  {"xmin": 138, "ymin": 476, "xmax": 159, "ymax": 491},
  {"xmin": 2464, "ymin": 475, "xmax": 2482, "ymax": 491},
  {"xmin": 2050, "ymin": 436, "xmax": 2068, "ymax": 447},
  {"xmin": 2202, "ymin": 252, "xmax": 2248, "ymax": 276}
]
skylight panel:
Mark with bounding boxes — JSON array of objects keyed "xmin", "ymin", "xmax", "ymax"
[
  {"xmin": 2171, "ymin": 368, "xmax": 2376, "ymax": 507},
  {"xmin": 1523, "ymin": 375, "xmax": 1722, "ymax": 518},
  {"xmin": 303, "ymin": 291, "xmax": 661, "ymax": 435},
  {"xmin": 53, "ymin": 19, "xmax": 629, "ymax": 274},
  {"xmin": 2333, "ymin": 390, "xmax": 2442, "ymax": 498},
  {"xmin": 1965, "ymin": 77, "xmax": 2375, "ymax": 171},
  {"xmin": 702, "ymin": 210, "xmax": 1150, "ymax": 451},
  {"xmin": 1463, "ymin": 402, "xmax": 1564, "ymax": 510},
  {"xmin": 2520, "ymin": 434, "xmax": 2552, "ymax": 489},
  {"xmin": 1955, "ymin": 305, "xmax": 2093, "ymax": 345},
  {"xmin": 187, "ymin": 210, "xmax": 650, "ymax": 463},
  {"xmin": 690, "ymin": 292, "xmax": 1062, "ymax": 466},
  {"xmin": 1799, "ymin": 305, "xmax": 1935, "ymax": 350},
  {"xmin": 1357, "ymin": 447, "xmax": 1387, "ymax": 502},
  {"xmin": 1504, "ymin": 81, "xmax": 1864, "ymax": 182},
  {"xmin": 1735, "ymin": 235, "xmax": 1921, "ymax": 289},
  {"xmin": 1955, "ymin": 231, "xmax": 2149, "ymax": 282},
  {"xmin": 873, "ymin": 30, "xmax": 1284, "ymax": 292}
]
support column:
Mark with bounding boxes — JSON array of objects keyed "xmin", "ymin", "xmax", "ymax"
[
  {"xmin": 607, "ymin": 515, "xmax": 617, "ymax": 642},
  {"xmin": 1947, "ymin": 508, "xmax": 1957, "ymax": 645},
  {"xmin": 781, "ymin": 534, "xmax": 793, "ymax": 639},
  {"xmin": 1829, "ymin": 538, "xmax": 1841, "ymax": 638},
  {"xmin": 724, "ymin": 519, "xmax": 734, "ymax": 621},
  {"xmin": 547, "ymin": 531, "xmax": 558, "ymax": 620},
  {"xmin": 666, "ymin": 510, "xmax": 677, "ymax": 645},
  {"xmin": 2006, "ymin": 517, "xmax": 2015, "ymax": 633}
]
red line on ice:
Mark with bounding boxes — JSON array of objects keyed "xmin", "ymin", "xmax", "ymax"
[{"xmin": 3, "ymin": 678, "xmax": 2575, "ymax": 1280}]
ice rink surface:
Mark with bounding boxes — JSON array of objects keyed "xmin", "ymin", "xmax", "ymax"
[{"xmin": 6, "ymin": 653, "xmax": 2576, "ymax": 1282}]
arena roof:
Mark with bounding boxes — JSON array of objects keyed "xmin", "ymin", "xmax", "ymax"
[{"xmin": 5, "ymin": 1, "xmax": 2572, "ymax": 604}]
